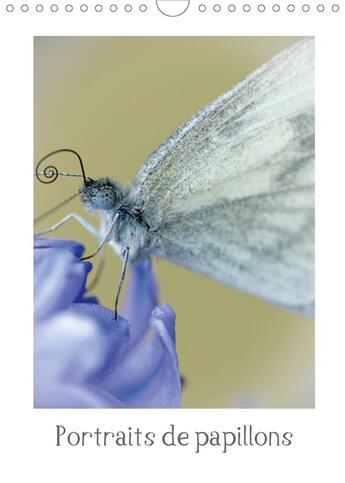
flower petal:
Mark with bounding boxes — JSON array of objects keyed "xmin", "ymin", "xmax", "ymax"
[
  {"xmin": 123, "ymin": 258, "xmax": 159, "ymax": 348},
  {"xmin": 34, "ymin": 237, "xmax": 181, "ymax": 408},
  {"xmin": 35, "ymin": 306, "xmax": 129, "ymax": 385},
  {"xmin": 67, "ymin": 303, "xmax": 129, "ymax": 383},
  {"xmin": 34, "ymin": 237, "xmax": 85, "ymax": 259},
  {"xmin": 34, "ymin": 246, "xmax": 92, "ymax": 321},
  {"xmin": 101, "ymin": 304, "xmax": 181, "ymax": 408},
  {"xmin": 129, "ymin": 304, "xmax": 181, "ymax": 408},
  {"xmin": 35, "ymin": 382, "xmax": 125, "ymax": 408}
]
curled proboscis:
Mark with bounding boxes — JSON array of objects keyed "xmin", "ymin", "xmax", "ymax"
[
  {"xmin": 36, "ymin": 164, "xmax": 59, "ymax": 184},
  {"xmin": 35, "ymin": 148, "xmax": 89, "ymax": 186}
]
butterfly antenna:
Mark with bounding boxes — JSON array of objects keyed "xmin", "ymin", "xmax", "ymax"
[
  {"xmin": 34, "ymin": 192, "xmax": 80, "ymax": 225},
  {"xmin": 35, "ymin": 148, "xmax": 91, "ymax": 186}
]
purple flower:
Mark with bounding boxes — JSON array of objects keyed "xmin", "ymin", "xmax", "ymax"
[{"xmin": 34, "ymin": 237, "xmax": 181, "ymax": 408}]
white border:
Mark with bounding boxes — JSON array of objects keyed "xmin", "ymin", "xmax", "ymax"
[{"xmin": 1, "ymin": 6, "xmax": 344, "ymax": 482}]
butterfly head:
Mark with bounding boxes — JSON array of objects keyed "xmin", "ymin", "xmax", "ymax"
[{"xmin": 79, "ymin": 177, "xmax": 124, "ymax": 212}]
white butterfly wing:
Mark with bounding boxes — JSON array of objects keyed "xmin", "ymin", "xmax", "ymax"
[{"xmin": 132, "ymin": 38, "xmax": 315, "ymax": 315}]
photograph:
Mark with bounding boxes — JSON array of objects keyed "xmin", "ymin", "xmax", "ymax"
[{"xmin": 34, "ymin": 36, "xmax": 314, "ymax": 409}]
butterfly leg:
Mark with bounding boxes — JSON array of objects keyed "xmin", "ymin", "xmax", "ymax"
[
  {"xmin": 34, "ymin": 212, "xmax": 102, "ymax": 241},
  {"xmin": 114, "ymin": 246, "xmax": 130, "ymax": 320},
  {"xmin": 81, "ymin": 213, "xmax": 119, "ymax": 261}
]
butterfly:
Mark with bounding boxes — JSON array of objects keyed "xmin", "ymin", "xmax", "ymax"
[{"xmin": 35, "ymin": 37, "xmax": 315, "ymax": 318}]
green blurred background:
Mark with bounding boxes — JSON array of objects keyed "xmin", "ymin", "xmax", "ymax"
[{"xmin": 34, "ymin": 36, "xmax": 314, "ymax": 408}]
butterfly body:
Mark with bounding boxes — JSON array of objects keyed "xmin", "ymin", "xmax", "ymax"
[{"xmin": 79, "ymin": 178, "xmax": 155, "ymax": 261}]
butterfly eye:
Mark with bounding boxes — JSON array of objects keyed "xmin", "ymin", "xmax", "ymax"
[{"xmin": 94, "ymin": 187, "xmax": 117, "ymax": 210}]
